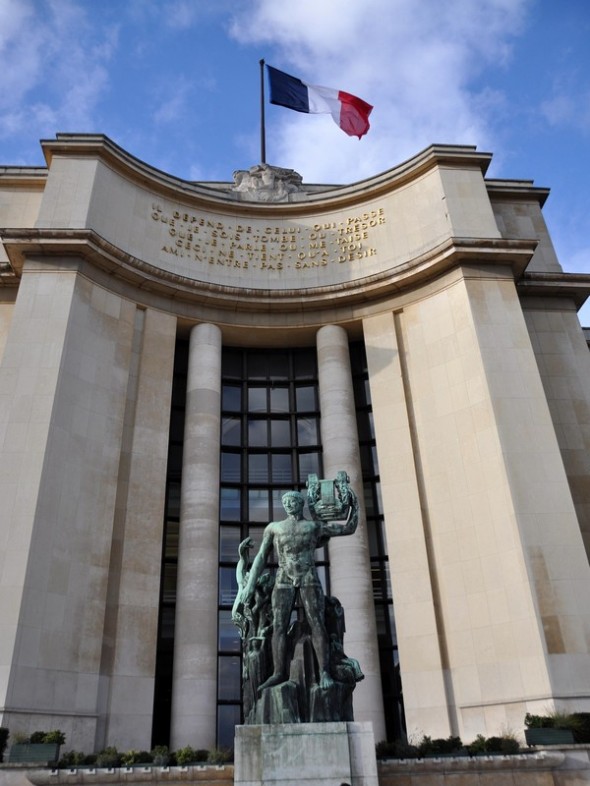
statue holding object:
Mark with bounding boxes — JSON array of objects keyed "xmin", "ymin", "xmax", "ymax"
[{"xmin": 232, "ymin": 471, "xmax": 364, "ymax": 725}]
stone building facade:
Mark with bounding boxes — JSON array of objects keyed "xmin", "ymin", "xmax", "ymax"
[{"xmin": 1, "ymin": 134, "xmax": 590, "ymax": 754}]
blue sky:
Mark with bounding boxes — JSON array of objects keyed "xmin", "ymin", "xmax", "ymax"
[{"xmin": 1, "ymin": 0, "xmax": 589, "ymax": 323}]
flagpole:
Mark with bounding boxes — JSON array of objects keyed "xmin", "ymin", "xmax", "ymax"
[{"xmin": 260, "ymin": 58, "xmax": 266, "ymax": 164}]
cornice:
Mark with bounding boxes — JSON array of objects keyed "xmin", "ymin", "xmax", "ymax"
[
  {"xmin": 0, "ymin": 167, "xmax": 48, "ymax": 188},
  {"xmin": 486, "ymin": 179, "xmax": 550, "ymax": 207},
  {"xmin": 517, "ymin": 270, "xmax": 590, "ymax": 308},
  {"xmin": 39, "ymin": 134, "xmax": 494, "ymax": 217},
  {"xmin": 0, "ymin": 227, "xmax": 537, "ymax": 313}
]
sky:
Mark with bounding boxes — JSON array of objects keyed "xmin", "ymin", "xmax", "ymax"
[{"xmin": 1, "ymin": 0, "xmax": 589, "ymax": 323}]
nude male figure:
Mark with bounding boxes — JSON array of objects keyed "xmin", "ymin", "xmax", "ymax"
[{"xmin": 243, "ymin": 488, "xmax": 358, "ymax": 692}]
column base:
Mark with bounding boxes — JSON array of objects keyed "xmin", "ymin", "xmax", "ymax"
[{"xmin": 234, "ymin": 721, "xmax": 378, "ymax": 786}]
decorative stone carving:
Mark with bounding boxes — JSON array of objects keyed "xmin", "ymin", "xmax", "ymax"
[
  {"xmin": 231, "ymin": 471, "xmax": 364, "ymax": 724},
  {"xmin": 231, "ymin": 163, "xmax": 305, "ymax": 202}
]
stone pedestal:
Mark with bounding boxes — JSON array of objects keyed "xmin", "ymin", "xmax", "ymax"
[{"xmin": 234, "ymin": 722, "xmax": 378, "ymax": 786}]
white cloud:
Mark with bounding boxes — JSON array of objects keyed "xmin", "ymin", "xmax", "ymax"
[
  {"xmin": 0, "ymin": 0, "xmax": 115, "ymax": 140},
  {"xmin": 229, "ymin": 0, "xmax": 530, "ymax": 182}
]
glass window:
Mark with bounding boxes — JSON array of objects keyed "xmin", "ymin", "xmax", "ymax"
[
  {"xmin": 219, "ymin": 526, "xmax": 242, "ymax": 562},
  {"xmin": 248, "ymin": 419, "xmax": 267, "ymax": 447},
  {"xmin": 272, "ymin": 489, "xmax": 286, "ymax": 519},
  {"xmin": 375, "ymin": 481, "xmax": 383, "ymax": 515},
  {"xmin": 221, "ymin": 417, "xmax": 241, "ymax": 446},
  {"xmin": 315, "ymin": 564, "xmax": 328, "ymax": 593},
  {"xmin": 221, "ymin": 348, "xmax": 242, "ymax": 379},
  {"xmin": 218, "ymin": 656, "xmax": 242, "ymax": 701},
  {"xmin": 248, "ymin": 489, "xmax": 269, "ymax": 521},
  {"xmin": 375, "ymin": 603, "xmax": 391, "ymax": 639},
  {"xmin": 162, "ymin": 563, "xmax": 177, "ymax": 604},
  {"xmin": 220, "ymin": 488, "xmax": 241, "ymax": 521},
  {"xmin": 364, "ymin": 482, "xmax": 375, "ymax": 516},
  {"xmin": 169, "ymin": 409, "xmax": 185, "ymax": 442},
  {"xmin": 222, "ymin": 385, "xmax": 241, "ymax": 412},
  {"xmin": 167, "ymin": 482, "xmax": 181, "ymax": 518},
  {"xmin": 164, "ymin": 520, "xmax": 179, "ymax": 559},
  {"xmin": 171, "ymin": 382, "xmax": 187, "ymax": 409},
  {"xmin": 268, "ymin": 353, "xmax": 289, "ymax": 379},
  {"xmin": 160, "ymin": 605, "xmax": 175, "ymax": 640},
  {"xmin": 367, "ymin": 520, "xmax": 380, "ymax": 558},
  {"xmin": 248, "ymin": 387, "xmax": 267, "ymax": 412},
  {"xmin": 221, "ymin": 452, "xmax": 241, "ymax": 483},
  {"xmin": 270, "ymin": 387, "xmax": 289, "ymax": 412},
  {"xmin": 249, "ymin": 454, "xmax": 268, "ymax": 483},
  {"xmin": 297, "ymin": 417, "xmax": 318, "ymax": 447},
  {"xmin": 247, "ymin": 525, "xmax": 266, "ymax": 545},
  {"xmin": 217, "ymin": 704, "xmax": 241, "ymax": 749},
  {"xmin": 357, "ymin": 411, "xmax": 373, "ymax": 442},
  {"xmin": 369, "ymin": 411, "xmax": 375, "ymax": 439},
  {"xmin": 293, "ymin": 351, "xmax": 316, "ymax": 379},
  {"xmin": 219, "ymin": 567, "xmax": 238, "ymax": 606},
  {"xmin": 296, "ymin": 385, "xmax": 316, "ymax": 411},
  {"xmin": 167, "ymin": 444, "xmax": 183, "ymax": 475},
  {"xmin": 271, "ymin": 453, "xmax": 292, "ymax": 484},
  {"xmin": 247, "ymin": 354, "xmax": 269, "ymax": 380},
  {"xmin": 371, "ymin": 564, "xmax": 384, "ymax": 601},
  {"xmin": 299, "ymin": 451, "xmax": 321, "ymax": 480},
  {"xmin": 270, "ymin": 419, "xmax": 290, "ymax": 447},
  {"xmin": 218, "ymin": 610, "xmax": 241, "ymax": 652},
  {"xmin": 372, "ymin": 445, "xmax": 380, "ymax": 475}
]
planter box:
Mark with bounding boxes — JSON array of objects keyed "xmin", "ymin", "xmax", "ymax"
[
  {"xmin": 8, "ymin": 743, "xmax": 61, "ymax": 764},
  {"xmin": 524, "ymin": 728, "xmax": 575, "ymax": 746}
]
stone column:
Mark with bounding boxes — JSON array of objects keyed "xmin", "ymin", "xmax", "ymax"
[
  {"xmin": 316, "ymin": 324, "xmax": 386, "ymax": 741},
  {"xmin": 170, "ymin": 323, "xmax": 222, "ymax": 749}
]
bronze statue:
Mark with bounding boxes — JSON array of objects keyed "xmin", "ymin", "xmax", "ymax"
[{"xmin": 232, "ymin": 472, "xmax": 364, "ymax": 724}]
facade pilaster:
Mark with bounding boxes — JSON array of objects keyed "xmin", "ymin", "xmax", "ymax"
[
  {"xmin": 100, "ymin": 308, "xmax": 177, "ymax": 750},
  {"xmin": 316, "ymin": 324, "xmax": 386, "ymax": 742},
  {"xmin": 363, "ymin": 311, "xmax": 453, "ymax": 739},
  {"xmin": 170, "ymin": 322, "xmax": 222, "ymax": 750}
]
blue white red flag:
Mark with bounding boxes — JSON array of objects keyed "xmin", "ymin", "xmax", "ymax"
[{"xmin": 267, "ymin": 65, "xmax": 372, "ymax": 139}]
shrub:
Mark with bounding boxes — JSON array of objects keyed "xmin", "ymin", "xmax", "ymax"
[
  {"xmin": 58, "ymin": 750, "xmax": 88, "ymax": 769},
  {"xmin": 151, "ymin": 745, "xmax": 170, "ymax": 766},
  {"xmin": 207, "ymin": 747, "xmax": 233, "ymax": 764},
  {"xmin": 0, "ymin": 728, "xmax": 8, "ymax": 763},
  {"xmin": 120, "ymin": 749, "xmax": 153, "ymax": 766},
  {"xmin": 418, "ymin": 735, "xmax": 463, "ymax": 756},
  {"xmin": 467, "ymin": 733, "xmax": 520, "ymax": 755},
  {"xmin": 194, "ymin": 748, "xmax": 209, "ymax": 762},
  {"xmin": 467, "ymin": 734, "xmax": 487, "ymax": 755},
  {"xmin": 28, "ymin": 729, "xmax": 66, "ymax": 745},
  {"xmin": 175, "ymin": 746, "xmax": 196, "ymax": 766},
  {"xmin": 44, "ymin": 730, "xmax": 66, "ymax": 745},
  {"xmin": 96, "ymin": 747, "xmax": 121, "ymax": 768},
  {"xmin": 485, "ymin": 736, "xmax": 519, "ymax": 754},
  {"xmin": 524, "ymin": 713, "xmax": 553, "ymax": 729}
]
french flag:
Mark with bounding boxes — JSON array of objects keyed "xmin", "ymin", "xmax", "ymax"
[{"xmin": 267, "ymin": 65, "xmax": 373, "ymax": 139}]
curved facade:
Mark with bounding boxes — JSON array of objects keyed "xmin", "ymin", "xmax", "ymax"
[{"xmin": 2, "ymin": 135, "xmax": 590, "ymax": 753}]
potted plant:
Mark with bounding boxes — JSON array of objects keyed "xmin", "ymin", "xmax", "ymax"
[
  {"xmin": 524, "ymin": 713, "xmax": 576, "ymax": 746},
  {"xmin": 8, "ymin": 730, "xmax": 66, "ymax": 764}
]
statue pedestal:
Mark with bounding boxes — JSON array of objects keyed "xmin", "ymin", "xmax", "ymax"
[{"xmin": 234, "ymin": 721, "xmax": 378, "ymax": 786}]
